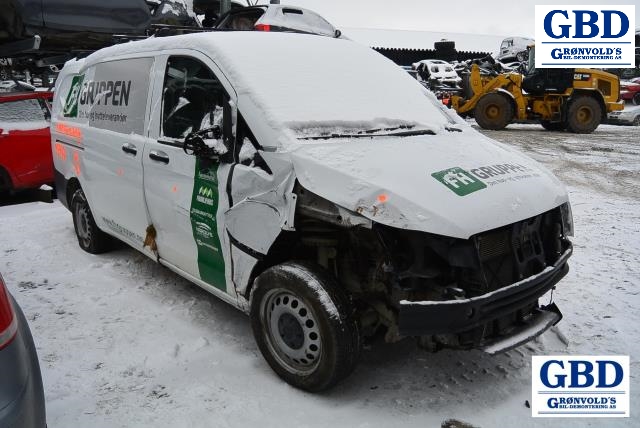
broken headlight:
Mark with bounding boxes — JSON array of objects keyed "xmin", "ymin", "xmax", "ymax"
[{"xmin": 560, "ymin": 202, "xmax": 574, "ymax": 237}]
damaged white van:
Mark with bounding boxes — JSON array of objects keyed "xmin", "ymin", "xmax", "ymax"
[{"xmin": 51, "ymin": 32, "xmax": 573, "ymax": 391}]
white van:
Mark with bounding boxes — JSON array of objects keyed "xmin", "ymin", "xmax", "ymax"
[
  {"xmin": 496, "ymin": 36, "xmax": 535, "ymax": 62},
  {"xmin": 52, "ymin": 32, "xmax": 573, "ymax": 391}
]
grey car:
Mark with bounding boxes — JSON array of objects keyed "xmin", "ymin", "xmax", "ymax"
[{"xmin": 0, "ymin": 273, "xmax": 46, "ymax": 428}]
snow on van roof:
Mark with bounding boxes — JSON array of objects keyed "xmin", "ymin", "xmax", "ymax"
[{"xmin": 82, "ymin": 32, "xmax": 453, "ymax": 136}]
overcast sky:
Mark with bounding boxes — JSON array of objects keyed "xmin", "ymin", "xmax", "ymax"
[{"xmin": 246, "ymin": 0, "xmax": 638, "ymax": 37}]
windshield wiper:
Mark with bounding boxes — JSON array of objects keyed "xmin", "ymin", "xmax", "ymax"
[{"xmin": 298, "ymin": 127, "xmax": 436, "ymax": 140}]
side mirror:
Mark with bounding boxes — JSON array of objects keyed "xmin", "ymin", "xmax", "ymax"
[{"xmin": 334, "ymin": 29, "xmax": 342, "ymax": 38}]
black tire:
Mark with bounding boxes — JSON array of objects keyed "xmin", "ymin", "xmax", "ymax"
[
  {"xmin": 633, "ymin": 93, "xmax": 640, "ymax": 106},
  {"xmin": 540, "ymin": 120, "xmax": 566, "ymax": 131},
  {"xmin": 0, "ymin": 166, "xmax": 12, "ymax": 193},
  {"xmin": 250, "ymin": 262, "xmax": 361, "ymax": 392},
  {"xmin": 474, "ymin": 92, "xmax": 514, "ymax": 130},
  {"xmin": 434, "ymin": 41, "xmax": 456, "ymax": 52},
  {"xmin": 71, "ymin": 188, "xmax": 112, "ymax": 254},
  {"xmin": 565, "ymin": 95, "xmax": 602, "ymax": 134}
]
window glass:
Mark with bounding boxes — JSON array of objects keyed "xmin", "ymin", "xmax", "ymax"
[
  {"xmin": 0, "ymin": 99, "xmax": 48, "ymax": 123},
  {"xmin": 162, "ymin": 57, "xmax": 226, "ymax": 139}
]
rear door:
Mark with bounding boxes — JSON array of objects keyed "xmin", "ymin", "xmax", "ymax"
[
  {"xmin": 59, "ymin": 57, "xmax": 155, "ymax": 251},
  {"xmin": 143, "ymin": 52, "xmax": 236, "ymax": 293}
]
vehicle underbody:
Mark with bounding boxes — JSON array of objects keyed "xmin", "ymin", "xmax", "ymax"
[{"xmin": 252, "ymin": 184, "xmax": 572, "ymax": 353}]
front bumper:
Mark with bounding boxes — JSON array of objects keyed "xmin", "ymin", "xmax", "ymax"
[{"xmin": 398, "ymin": 244, "xmax": 572, "ymax": 338}]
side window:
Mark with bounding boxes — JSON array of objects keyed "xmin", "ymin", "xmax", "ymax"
[
  {"xmin": 161, "ymin": 56, "xmax": 227, "ymax": 140},
  {"xmin": 53, "ymin": 74, "xmax": 75, "ymax": 119}
]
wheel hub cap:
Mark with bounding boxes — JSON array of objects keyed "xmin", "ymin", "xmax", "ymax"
[
  {"xmin": 262, "ymin": 289, "xmax": 322, "ymax": 374},
  {"xmin": 277, "ymin": 312, "xmax": 304, "ymax": 349}
]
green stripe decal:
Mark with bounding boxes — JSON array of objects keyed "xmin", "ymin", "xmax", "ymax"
[{"xmin": 190, "ymin": 159, "xmax": 226, "ymax": 291}]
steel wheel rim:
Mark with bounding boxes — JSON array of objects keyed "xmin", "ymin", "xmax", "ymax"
[
  {"xmin": 261, "ymin": 288, "xmax": 322, "ymax": 375},
  {"xmin": 576, "ymin": 106, "xmax": 593, "ymax": 124},
  {"xmin": 486, "ymin": 104, "xmax": 500, "ymax": 120},
  {"xmin": 75, "ymin": 204, "xmax": 92, "ymax": 247}
]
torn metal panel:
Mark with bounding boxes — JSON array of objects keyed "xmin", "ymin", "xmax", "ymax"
[{"xmin": 224, "ymin": 153, "xmax": 297, "ymax": 297}]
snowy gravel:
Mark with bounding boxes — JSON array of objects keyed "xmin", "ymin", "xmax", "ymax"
[{"xmin": 1, "ymin": 123, "xmax": 638, "ymax": 427}]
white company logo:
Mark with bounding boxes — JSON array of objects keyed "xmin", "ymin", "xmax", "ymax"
[
  {"xmin": 196, "ymin": 186, "xmax": 214, "ymax": 206},
  {"xmin": 531, "ymin": 356, "xmax": 630, "ymax": 417},
  {"xmin": 535, "ymin": 5, "xmax": 635, "ymax": 68}
]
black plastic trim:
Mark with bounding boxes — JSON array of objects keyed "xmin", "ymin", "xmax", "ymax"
[
  {"xmin": 54, "ymin": 170, "xmax": 69, "ymax": 209},
  {"xmin": 398, "ymin": 243, "xmax": 572, "ymax": 336},
  {"xmin": 227, "ymin": 230, "xmax": 265, "ymax": 261}
]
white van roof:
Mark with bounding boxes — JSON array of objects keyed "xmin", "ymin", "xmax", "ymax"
[{"xmin": 81, "ymin": 32, "xmax": 453, "ymax": 136}]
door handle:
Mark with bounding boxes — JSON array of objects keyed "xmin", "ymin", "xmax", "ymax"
[
  {"xmin": 149, "ymin": 150, "xmax": 170, "ymax": 164},
  {"xmin": 121, "ymin": 143, "xmax": 137, "ymax": 156}
]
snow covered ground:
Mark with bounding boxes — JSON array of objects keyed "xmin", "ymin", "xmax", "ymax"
[{"xmin": 1, "ymin": 123, "xmax": 638, "ymax": 427}]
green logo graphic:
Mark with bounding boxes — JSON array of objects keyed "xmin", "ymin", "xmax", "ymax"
[
  {"xmin": 63, "ymin": 74, "xmax": 84, "ymax": 118},
  {"xmin": 432, "ymin": 167, "xmax": 487, "ymax": 196},
  {"xmin": 190, "ymin": 159, "xmax": 226, "ymax": 291}
]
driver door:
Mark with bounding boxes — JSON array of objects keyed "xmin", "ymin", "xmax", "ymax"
[{"xmin": 143, "ymin": 53, "xmax": 235, "ymax": 292}]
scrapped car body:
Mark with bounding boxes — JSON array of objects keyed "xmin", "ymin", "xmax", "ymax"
[
  {"xmin": 0, "ymin": 91, "xmax": 53, "ymax": 193},
  {"xmin": 0, "ymin": 0, "xmax": 151, "ymax": 51},
  {"xmin": 619, "ymin": 77, "xmax": 640, "ymax": 105},
  {"xmin": 607, "ymin": 104, "xmax": 640, "ymax": 126},
  {"xmin": 413, "ymin": 59, "xmax": 462, "ymax": 87},
  {"xmin": 496, "ymin": 37, "xmax": 534, "ymax": 62},
  {"xmin": 214, "ymin": 4, "xmax": 340, "ymax": 37},
  {"xmin": 52, "ymin": 32, "xmax": 573, "ymax": 391},
  {"xmin": 0, "ymin": 273, "xmax": 47, "ymax": 428}
]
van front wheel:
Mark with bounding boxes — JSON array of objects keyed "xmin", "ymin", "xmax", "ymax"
[
  {"xmin": 250, "ymin": 262, "xmax": 361, "ymax": 392},
  {"xmin": 71, "ymin": 189, "xmax": 112, "ymax": 254}
]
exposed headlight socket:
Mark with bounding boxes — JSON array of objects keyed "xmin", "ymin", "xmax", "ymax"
[{"xmin": 560, "ymin": 202, "xmax": 574, "ymax": 237}]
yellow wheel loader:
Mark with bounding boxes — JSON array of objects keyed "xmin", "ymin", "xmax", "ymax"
[{"xmin": 450, "ymin": 47, "xmax": 624, "ymax": 133}]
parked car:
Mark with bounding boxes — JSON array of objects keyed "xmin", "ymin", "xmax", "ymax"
[
  {"xmin": 496, "ymin": 36, "xmax": 534, "ymax": 62},
  {"xmin": 214, "ymin": 4, "xmax": 341, "ymax": 37},
  {"xmin": 620, "ymin": 77, "xmax": 640, "ymax": 105},
  {"xmin": 0, "ymin": 0, "xmax": 202, "ymax": 58},
  {"xmin": 0, "ymin": 91, "xmax": 53, "ymax": 194},
  {"xmin": 607, "ymin": 104, "xmax": 640, "ymax": 126},
  {"xmin": 52, "ymin": 31, "xmax": 573, "ymax": 391},
  {"xmin": 412, "ymin": 59, "xmax": 462, "ymax": 88},
  {"xmin": 0, "ymin": 273, "xmax": 46, "ymax": 428},
  {"xmin": 0, "ymin": 0, "xmax": 151, "ymax": 52}
]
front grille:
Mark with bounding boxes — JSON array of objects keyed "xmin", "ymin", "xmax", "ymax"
[{"xmin": 471, "ymin": 210, "xmax": 561, "ymax": 293}]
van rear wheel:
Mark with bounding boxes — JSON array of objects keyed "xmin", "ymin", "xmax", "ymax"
[
  {"xmin": 250, "ymin": 262, "xmax": 361, "ymax": 392},
  {"xmin": 71, "ymin": 189, "xmax": 112, "ymax": 254},
  {"xmin": 474, "ymin": 92, "xmax": 513, "ymax": 130}
]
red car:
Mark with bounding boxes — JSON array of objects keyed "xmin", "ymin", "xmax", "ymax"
[
  {"xmin": 620, "ymin": 77, "xmax": 640, "ymax": 105},
  {"xmin": 0, "ymin": 91, "xmax": 53, "ymax": 193}
]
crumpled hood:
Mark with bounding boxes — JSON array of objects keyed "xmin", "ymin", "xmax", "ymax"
[{"xmin": 288, "ymin": 130, "xmax": 568, "ymax": 239}]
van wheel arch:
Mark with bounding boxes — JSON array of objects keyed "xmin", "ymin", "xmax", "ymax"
[{"xmin": 66, "ymin": 177, "xmax": 81, "ymax": 209}]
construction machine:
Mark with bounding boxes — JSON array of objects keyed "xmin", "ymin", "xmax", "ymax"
[{"xmin": 451, "ymin": 46, "xmax": 624, "ymax": 133}]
